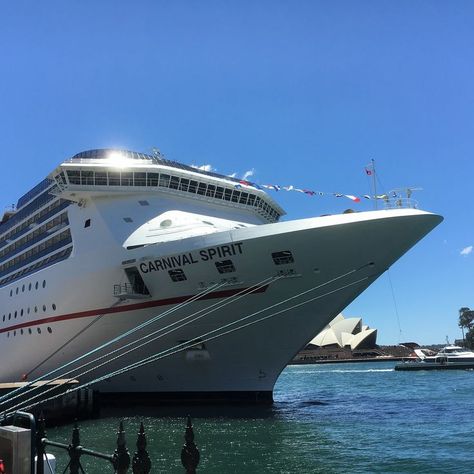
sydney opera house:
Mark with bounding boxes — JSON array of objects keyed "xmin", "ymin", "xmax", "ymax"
[
  {"xmin": 308, "ymin": 313, "xmax": 377, "ymax": 350},
  {"xmin": 292, "ymin": 313, "xmax": 378, "ymax": 363}
]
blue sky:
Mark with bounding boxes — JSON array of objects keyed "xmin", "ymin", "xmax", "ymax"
[{"xmin": 0, "ymin": 1, "xmax": 472, "ymax": 344}]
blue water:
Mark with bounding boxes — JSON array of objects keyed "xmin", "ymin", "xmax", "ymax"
[{"xmin": 46, "ymin": 362, "xmax": 474, "ymax": 473}]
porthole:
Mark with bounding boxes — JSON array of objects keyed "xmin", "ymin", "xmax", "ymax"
[
  {"xmin": 7, "ymin": 333, "xmax": 9, "ymax": 338},
  {"xmin": 28, "ymin": 328, "xmax": 32, "ymax": 334},
  {"xmin": 27, "ymin": 307, "xmax": 30, "ymax": 314},
  {"xmin": 14, "ymin": 311, "xmax": 17, "ymax": 318},
  {"xmin": 34, "ymin": 306, "xmax": 38, "ymax": 313},
  {"xmin": 9, "ymin": 290, "xmax": 12, "ymax": 296},
  {"xmin": 42, "ymin": 280, "xmax": 46, "ymax": 288},
  {"xmin": 13, "ymin": 330, "xmax": 16, "ymax": 336},
  {"xmin": 43, "ymin": 305, "xmax": 46, "ymax": 312},
  {"xmin": 52, "ymin": 304, "xmax": 56, "ymax": 311},
  {"xmin": 8, "ymin": 313, "xmax": 11, "ymax": 320},
  {"xmin": 47, "ymin": 327, "xmax": 52, "ymax": 334},
  {"xmin": 21, "ymin": 309, "xmax": 24, "ymax": 316},
  {"xmin": 16, "ymin": 287, "xmax": 19, "ymax": 294},
  {"xmin": 35, "ymin": 282, "xmax": 39, "ymax": 290},
  {"xmin": 123, "ymin": 217, "xmax": 133, "ymax": 223},
  {"xmin": 2, "ymin": 315, "xmax": 4, "ymax": 322},
  {"xmin": 37, "ymin": 327, "xmax": 41, "ymax": 334},
  {"xmin": 21, "ymin": 329, "xmax": 24, "ymax": 335},
  {"xmin": 22, "ymin": 285, "xmax": 25, "ymax": 292},
  {"xmin": 84, "ymin": 219, "xmax": 91, "ymax": 228},
  {"xmin": 28, "ymin": 283, "xmax": 32, "ymax": 291}
]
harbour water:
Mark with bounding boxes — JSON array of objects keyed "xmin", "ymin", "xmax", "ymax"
[{"xmin": 46, "ymin": 362, "xmax": 474, "ymax": 473}]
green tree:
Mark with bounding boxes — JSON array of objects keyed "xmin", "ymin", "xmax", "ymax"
[{"xmin": 459, "ymin": 307, "xmax": 474, "ymax": 349}]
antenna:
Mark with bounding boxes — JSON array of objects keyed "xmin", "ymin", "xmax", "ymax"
[{"xmin": 371, "ymin": 159, "xmax": 377, "ymax": 210}]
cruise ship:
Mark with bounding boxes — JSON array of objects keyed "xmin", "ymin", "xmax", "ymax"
[{"xmin": 0, "ymin": 149, "xmax": 442, "ymax": 402}]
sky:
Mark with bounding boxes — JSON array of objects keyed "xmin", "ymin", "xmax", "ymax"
[{"xmin": 0, "ymin": 1, "xmax": 472, "ymax": 344}]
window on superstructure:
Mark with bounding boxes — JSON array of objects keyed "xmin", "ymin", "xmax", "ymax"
[
  {"xmin": 138, "ymin": 200, "xmax": 149, "ymax": 206},
  {"xmin": 215, "ymin": 260, "xmax": 236, "ymax": 274},
  {"xmin": 197, "ymin": 183, "xmax": 207, "ymax": 196},
  {"xmin": 169, "ymin": 176, "xmax": 180, "ymax": 190},
  {"xmin": 206, "ymin": 185, "xmax": 216, "ymax": 198},
  {"xmin": 84, "ymin": 219, "xmax": 91, "ymax": 228},
  {"xmin": 215, "ymin": 186, "xmax": 224, "ymax": 199},
  {"xmin": 224, "ymin": 189, "xmax": 232, "ymax": 201},
  {"xmin": 82, "ymin": 171, "xmax": 94, "ymax": 185},
  {"xmin": 239, "ymin": 192, "xmax": 249, "ymax": 205},
  {"xmin": 147, "ymin": 173, "xmax": 159, "ymax": 186},
  {"xmin": 272, "ymin": 251, "xmax": 295, "ymax": 265},
  {"xmin": 159, "ymin": 174, "xmax": 171, "ymax": 188},
  {"xmin": 95, "ymin": 172, "xmax": 108, "ymax": 186},
  {"xmin": 67, "ymin": 170, "xmax": 81, "ymax": 184},
  {"xmin": 135, "ymin": 173, "xmax": 146, "ymax": 186},
  {"xmin": 121, "ymin": 172, "xmax": 133, "ymax": 186},
  {"xmin": 168, "ymin": 269, "xmax": 187, "ymax": 282},
  {"xmin": 108, "ymin": 172, "xmax": 120, "ymax": 186},
  {"xmin": 123, "ymin": 217, "xmax": 133, "ymax": 223},
  {"xmin": 179, "ymin": 178, "xmax": 189, "ymax": 192},
  {"xmin": 231, "ymin": 190, "xmax": 240, "ymax": 203},
  {"xmin": 189, "ymin": 180, "xmax": 198, "ymax": 193}
]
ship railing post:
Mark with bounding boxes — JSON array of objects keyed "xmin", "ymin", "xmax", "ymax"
[
  {"xmin": 113, "ymin": 421, "xmax": 131, "ymax": 474},
  {"xmin": 181, "ymin": 416, "xmax": 200, "ymax": 474},
  {"xmin": 67, "ymin": 421, "xmax": 83, "ymax": 474},
  {"xmin": 132, "ymin": 422, "xmax": 151, "ymax": 474},
  {"xmin": 35, "ymin": 412, "xmax": 46, "ymax": 474}
]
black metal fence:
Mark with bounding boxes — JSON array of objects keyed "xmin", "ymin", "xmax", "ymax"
[{"xmin": 35, "ymin": 414, "xmax": 200, "ymax": 473}]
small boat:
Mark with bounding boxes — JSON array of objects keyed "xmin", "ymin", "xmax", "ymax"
[{"xmin": 395, "ymin": 345, "xmax": 474, "ymax": 371}]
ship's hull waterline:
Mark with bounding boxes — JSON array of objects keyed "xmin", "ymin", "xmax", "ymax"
[{"xmin": 0, "ymin": 209, "xmax": 441, "ymax": 401}]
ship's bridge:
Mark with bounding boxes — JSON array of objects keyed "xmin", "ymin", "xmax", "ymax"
[{"xmin": 50, "ymin": 149, "xmax": 285, "ymax": 224}]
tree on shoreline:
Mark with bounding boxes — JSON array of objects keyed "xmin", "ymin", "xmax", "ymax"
[{"xmin": 458, "ymin": 307, "xmax": 474, "ymax": 348}]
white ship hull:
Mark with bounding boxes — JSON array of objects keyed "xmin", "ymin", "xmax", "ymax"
[{"xmin": 0, "ymin": 208, "xmax": 441, "ymax": 401}]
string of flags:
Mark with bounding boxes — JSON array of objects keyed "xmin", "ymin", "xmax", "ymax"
[
  {"xmin": 234, "ymin": 180, "xmax": 397, "ymax": 203},
  {"xmin": 233, "ymin": 162, "xmax": 420, "ymax": 204}
]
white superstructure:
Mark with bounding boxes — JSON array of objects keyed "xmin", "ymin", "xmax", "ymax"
[{"xmin": 0, "ymin": 149, "xmax": 442, "ymax": 402}]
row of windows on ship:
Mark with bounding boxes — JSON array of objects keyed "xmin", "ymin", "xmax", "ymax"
[
  {"xmin": 6, "ymin": 326, "xmax": 53, "ymax": 337},
  {"xmin": 61, "ymin": 169, "xmax": 281, "ymax": 222},
  {"xmin": 2, "ymin": 302, "xmax": 56, "ymax": 321},
  {"xmin": 0, "ymin": 198, "xmax": 67, "ymax": 248},
  {"xmin": 8, "ymin": 278, "xmax": 46, "ymax": 296},
  {"xmin": 0, "ymin": 229, "xmax": 71, "ymax": 277},
  {"xmin": 0, "ymin": 247, "xmax": 72, "ymax": 287}
]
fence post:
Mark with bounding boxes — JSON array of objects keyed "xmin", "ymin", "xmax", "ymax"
[
  {"xmin": 132, "ymin": 422, "xmax": 151, "ymax": 474},
  {"xmin": 181, "ymin": 416, "xmax": 200, "ymax": 474},
  {"xmin": 113, "ymin": 421, "xmax": 130, "ymax": 474},
  {"xmin": 35, "ymin": 413, "xmax": 46, "ymax": 474},
  {"xmin": 68, "ymin": 422, "xmax": 82, "ymax": 474}
]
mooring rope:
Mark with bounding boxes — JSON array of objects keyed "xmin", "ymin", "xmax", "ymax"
[
  {"xmin": 0, "ymin": 281, "xmax": 225, "ymax": 406},
  {"xmin": 9, "ymin": 264, "xmax": 378, "ymax": 415},
  {"xmin": 2, "ymin": 276, "xmax": 277, "ymax": 414},
  {"xmin": 87, "ymin": 273, "xmax": 374, "ymax": 386},
  {"xmin": 17, "ymin": 271, "xmax": 377, "ymax": 414}
]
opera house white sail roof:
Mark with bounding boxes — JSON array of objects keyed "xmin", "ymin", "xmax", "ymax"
[{"xmin": 309, "ymin": 314, "xmax": 377, "ymax": 350}]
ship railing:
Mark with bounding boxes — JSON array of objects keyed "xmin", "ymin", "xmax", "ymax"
[
  {"xmin": 34, "ymin": 413, "xmax": 200, "ymax": 474},
  {"xmin": 113, "ymin": 283, "xmax": 150, "ymax": 300},
  {"xmin": 381, "ymin": 197, "xmax": 419, "ymax": 210}
]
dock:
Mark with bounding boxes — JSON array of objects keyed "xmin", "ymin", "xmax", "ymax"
[{"xmin": 0, "ymin": 379, "xmax": 97, "ymax": 423}]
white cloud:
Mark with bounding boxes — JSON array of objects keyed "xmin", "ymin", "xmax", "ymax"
[
  {"xmin": 191, "ymin": 164, "xmax": 215, "ymax": 172},
  {"xmin": 242, "ymin": 168, "xmax": 255, "ymax": 180},
  {"xmin": 460, "ymin": 245, "xmax": 473, "ymax": 256}
]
